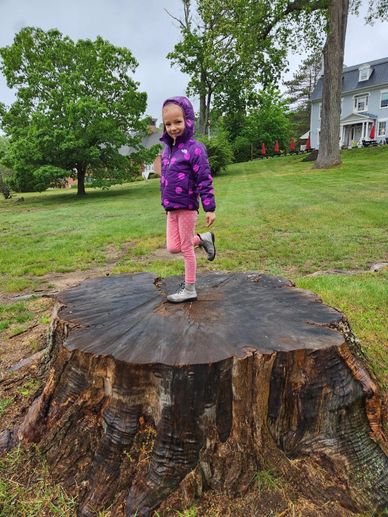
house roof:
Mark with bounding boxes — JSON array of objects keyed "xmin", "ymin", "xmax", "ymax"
[
  {"xmin": 311, "ymin": 56, "xmax": 388, "ymax": 101},
  {"xmin": 119, "ymin": 127, "xmax": 163, "ymax": 156},
  {"xmin": 142, "ymin": 128, "xmax": 163, "ymax": 148},
  {"xmin": 340, "ymin": 111, "xmax": 378, "ymax": 124}
]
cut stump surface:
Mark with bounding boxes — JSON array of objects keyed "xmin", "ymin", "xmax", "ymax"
[
  {"xmin": 59, "ymin": 272, "xmax": 344, "ymax": 364},
  {"xmin": 5, "ymin": 272, "xmax": 387, "ymax": 517}
]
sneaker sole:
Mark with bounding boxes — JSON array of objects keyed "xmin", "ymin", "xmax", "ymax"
[
  {"xmin": 208, "ymin": 233, "xmax": 216, "ymax": 261},
  {"xmin": 167, "ymin": 296, "xmax": 198, "ymax": 304}
]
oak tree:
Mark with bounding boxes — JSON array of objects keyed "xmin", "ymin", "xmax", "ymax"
[{"xmin": 0, "ymin": 28, "xmax": 157, "ymax": 194}]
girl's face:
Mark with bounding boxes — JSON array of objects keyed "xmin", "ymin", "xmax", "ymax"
[{"xmin": 163, "ymin": 104, "xmax": 185, "ymax": 142}]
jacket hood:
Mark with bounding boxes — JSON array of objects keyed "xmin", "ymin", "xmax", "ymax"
[{"xmin": 160, "ymin": 96, "xmax": 195, "ymax": 146}]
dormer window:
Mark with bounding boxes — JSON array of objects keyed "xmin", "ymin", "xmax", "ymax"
[{"xmin": 359, "ymin": 65, "xmax": 371, "ymax": 82}]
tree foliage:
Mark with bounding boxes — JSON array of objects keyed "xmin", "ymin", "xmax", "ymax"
[
  {"xmin": 231, "ymin": 91, "xmax": 291, "ymax": 162},
  {"xmin": 168, "ymin": 0, "xmax": 327, "ymax": 134},
  {"xmin": 0, "ymin": 137, "xmax": 12, "ymax": 199},
  {"xmin": 169, "ymin": 0, "xmax": 388, "ymax": 167},
  {"xmin": 197, "ymin": 130, "xmax": 233, "ymax": 175},
  {"xmin": 0, "ymin": 28, "xmax": 158, "ymax": 194},
  {"xmin": 284, "ymin": 52, "xmax": 322, "ymax": 138}
]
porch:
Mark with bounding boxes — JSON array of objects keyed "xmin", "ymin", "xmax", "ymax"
[{"xmin": 340, "ymin": 112, "xmax": 377, "ymax": 148}]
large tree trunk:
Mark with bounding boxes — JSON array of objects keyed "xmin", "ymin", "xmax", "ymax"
[
  {"xmin": 77, "ymin": 166, "xmax": 86, "ymax": 195},
  {"xmin": 315, "ymin": 0, "xmax": 349, "ymax": 169},
  {"xmin": 3, "ymin": 272, "xmax": 387, "ymax": 516}
]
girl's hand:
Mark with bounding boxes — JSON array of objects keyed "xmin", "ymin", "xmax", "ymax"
[{"xmin": 205, "ymin": 212, "xmax": 216, "ymax": 227}]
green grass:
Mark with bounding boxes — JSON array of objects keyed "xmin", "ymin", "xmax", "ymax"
[
  {"xmin": 0, "ymin": 446, "xmax": 77, "ymax": 516},
  {"xmin": 0, "ymin": 397, "xmax": 13, "ymax": 417},
  {"xmin": 251, "ymin": 469, "xmax": 284, "ymax": 493},
  {"xmin": 0, "ymin": 301, "xmax": 34, "ymax": 332},
  {"xmin": 19, "ymin": 379, "xmax": 41, "ymax": 398},
  {"xmin": 1, "ymin": 147, "xmax": 386, "ymax": 289},
  {"xmin": 297, "ymin": 272, "xmax": 388, "ymax": 387}
]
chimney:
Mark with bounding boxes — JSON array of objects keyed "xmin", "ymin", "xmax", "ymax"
[{"xmin": 148, "ymin": 118, "xmax": 158, "ymax": 133}]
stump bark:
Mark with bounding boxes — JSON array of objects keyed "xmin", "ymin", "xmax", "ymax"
[{"xmin": 7, "ymin": 272, "xmax": 388, "ymax": 516}]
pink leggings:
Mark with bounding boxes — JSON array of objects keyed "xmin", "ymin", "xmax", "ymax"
[{"xmin": 166, "ymin": 210, "xmax": 201, "ymax": 284}]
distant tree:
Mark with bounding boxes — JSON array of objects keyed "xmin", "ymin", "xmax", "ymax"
[
  {"xmin": 167, "ymin": 0, "xmax": 326, "ymax": 135},
  {"xmin": 232, "ymin": 90, "xmax": 291, "ymax": 162},
  {"xmin": 0, "ymin": 27, "xmax": 158, "ymax": 194},
  {"xmin": 284, "ymin": 53, "xmax": 322, "ymax": 138},
  {"xmin": 0, "ymin": 136, "xmax": 12, "ymax": 198}
]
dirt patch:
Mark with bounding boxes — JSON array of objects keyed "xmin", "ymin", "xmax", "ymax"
[
  {"xmin": 150, "ymin": 247, "xmax": 211, "ymax": 262},
  {"xmin": 151, "ymin": 247, "xmax": 182, "ymax": 260},
  {"xmin": 307, "ymin": 261, "xmax": 388, "ymax": 277},
  {"xmin": 105, "ymin": 241, "xmax": 136, "ymax": 264},
  {"xmin": 36, "ymin": 269, "xmax": 109, "ymax": 292},
  {"xmin": 0, "ymin": 324, "xmax": 47, "ymax": 372},
  {"xmin": 0, "ymin": 335, "xmax": 47, "ymax": 432}
]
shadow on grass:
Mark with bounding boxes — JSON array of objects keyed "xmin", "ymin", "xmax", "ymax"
[{"xmin": 4, "ymin": 180, "xmax": 160, "ymax": 209}]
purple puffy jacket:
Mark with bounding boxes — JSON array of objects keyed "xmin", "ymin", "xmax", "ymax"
[{"xmin": 160, "ymin": 96, "xmax": 216, "ymax": 213}]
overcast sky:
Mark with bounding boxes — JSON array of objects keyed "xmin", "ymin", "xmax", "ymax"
[{"xmin": 1, "ymin": 0, "xmax": 388, "ymax": 124}]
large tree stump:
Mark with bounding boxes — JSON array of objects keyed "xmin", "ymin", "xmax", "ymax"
[{"xmin": 7, "ymin": 272, "xmax": 387, "ymax": 516}]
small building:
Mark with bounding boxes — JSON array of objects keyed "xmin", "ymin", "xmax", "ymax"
[
  {"xmin": 141, "ymin": 120, "xmax": 162, "ymax": 179},
  {"xmin": 119, "ymin": 118, "xmax": 162, "ymax": 180},
  {"xmin": 310, "ymin": 56, "xmax": 388, "ymax": 149},
  {"xmin": 299, "ymin": 131, "xmax": 309, "ymax": 151}
]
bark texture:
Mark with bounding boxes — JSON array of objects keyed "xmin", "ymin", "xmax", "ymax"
[
  {"xmin": 315, "ymin": 0, "xmax": 350, "ymax": 169},
  {"xmin": 77, "ymin": 166, "xmax": 86, "ymax": 196},
  {"xmin": 5, "ymin": 272, "xmax": 387, "ymax": 516}
]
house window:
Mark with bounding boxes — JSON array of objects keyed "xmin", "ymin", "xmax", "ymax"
[
  {"xmin": 381, "ymin": 91, "xmax": 388, "ymax": 108},
  {"xmin": 319, "ymin": 103, "xmax": 322, "ymax": 119},
  {"xmin": 354, "ymin": 94, "xmax": 369, "ymax": 112},
  {"xmin": 378, "ymin": 121, "xmax": 386, "ymax": 136},
  {"xmin": 359, "ymin": 65, "xmax": 371, "ymax": 82}
]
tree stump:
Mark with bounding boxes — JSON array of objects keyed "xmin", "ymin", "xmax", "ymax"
[{"xmin": 7, "ymin": 272, "xmax": 387, "ymax": 516}]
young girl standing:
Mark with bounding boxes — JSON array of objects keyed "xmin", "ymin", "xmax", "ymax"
[{"xmin": 160, "ymin": 96, "xmax": 216, "ymax": 303}]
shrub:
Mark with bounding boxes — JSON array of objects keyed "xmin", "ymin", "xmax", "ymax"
[
  {"xmin": 33, "ymin": 165, "xmax": 72, "ymax": 191},
  {"xmin": 197, "ymin": 132, "xmax": 233, "ymax": 175}
]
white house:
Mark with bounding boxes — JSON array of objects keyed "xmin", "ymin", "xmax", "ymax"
[
  {"xmin": 310, "ymin": 56, "xmax": 388, "ymax": 149},
  {"xmin": 119, "ymin": 118, "xmax": 163, "ymax": 179}
]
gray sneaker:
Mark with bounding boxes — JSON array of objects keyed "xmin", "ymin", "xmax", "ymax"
[
  {"xmin": 167, "ymin": 283, "xmax": 197, "ymax": 303},
  {"xmin": 198, "ymin": 232, "xmax": 216, "ymax": 261}
]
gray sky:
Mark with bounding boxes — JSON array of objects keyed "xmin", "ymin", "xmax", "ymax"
[{"xmin": 0, "ymin": 0, "xmax": 387, "ymax": 124}]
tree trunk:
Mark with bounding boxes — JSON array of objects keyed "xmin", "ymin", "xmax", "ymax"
[
  {"xmin": 315, "ymin": 0, "xmax": 349, "ymax": 169},
  {"xmin": 204, "ymin": 90, "xmax": 212, "ymax": 138},
  {"xmin": 77, "ymin": 166, "xmax": 86, "ymax": 195},
  {"xmin": 199, "ymin": 70, "xmax": 207, "ymax": 136},
  {"xmin": 4, "ymin": 272, "xmax": 387, "ymax": 516}
]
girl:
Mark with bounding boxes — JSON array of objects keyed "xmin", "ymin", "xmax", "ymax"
[{"xmin": 160, "ymin": 96, "xmax": 216, "ymax": 303}]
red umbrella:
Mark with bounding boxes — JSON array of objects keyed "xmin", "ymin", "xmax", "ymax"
[
  {"xmin": 369, "ymin": 123, "xmax": 376, "ymax": 139},
  {"xmin": 261, "ymin": 143, "xmax": 266, "ymax": 156},
  {"xmin": 305, "ymin": 133, "xmax": 311, "ymax": 151},
  {"xmin": 290, "ymin": 138, "xmax": 295, "ymax": 153},
  {"xmin": 274, "ymin": 140, "xmax": 279, "ymax": 154}
]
